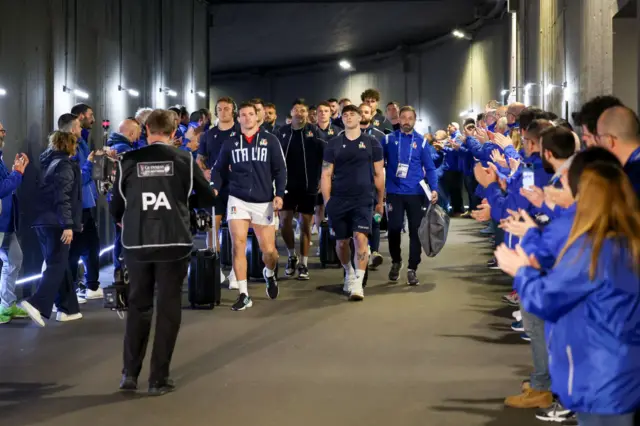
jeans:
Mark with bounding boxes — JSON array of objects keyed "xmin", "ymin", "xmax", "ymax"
[
  {"xmin": 386, "ymin": 193, "xmax": 426, "ymax": 270},
  {"xmin": 0, "ymin": 232, "xmax": 23, "ymax": 308},
  {"xmin": 29, "ymin": 227, "xmax": 80, "ymax": 318},
  {"xmin": 68, "ymin": 209, "xmax": 100, "ymax": 291},
  {"xmin": 577, "ymin": 411, "xmax": 639, "ymax": 426},
  {"xmin": 520, "ymin": 304, "xmax": 551, "ymax": 391}
]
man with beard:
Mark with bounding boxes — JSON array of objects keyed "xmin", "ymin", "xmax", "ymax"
[
  {"xmin": 327, "ymin": 98, "xmax": 342, "ymax": 128},
  {"xmin": 386, "ymin": 102, "xmax": 401, "ymax": 131},
  {"xmin": 250, "ymin": 98, "xmax": 271, "ymax": 133},
  {"xmin": 278, "ymin": 99, "xmax": 326, "ymax": 280},
  {"xmin": 361, "ymin": 88, "xmax": 393, "ymax": 134},
  {"xmin": 382, "ymin": 106, "xmax": 438, "ymax": 286},
  {"xmin": 308, "ymin": 105, "xmax": 318, "ymax": 125},
  {"xmin": 69, "ymin": 103, "xmax": 102, "ymax": 301},
  {"xmin": 263, "ymin": 103, "xmax": 281, "ymax": 135},
  {"xmin": 0, "ymin": 122, "xmax": 30, "ymax": 324},
  {"xmin": 359, "ymin": 103, "xmax": 386, "ymax": 143}
]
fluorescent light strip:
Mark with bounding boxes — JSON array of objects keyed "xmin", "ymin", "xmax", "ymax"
[{"xmin": 16, "ymin": 245, "xmax": 114, "ymax": 285}]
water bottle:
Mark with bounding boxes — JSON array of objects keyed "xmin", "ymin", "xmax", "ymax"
[{"xmin": 373, "ymin": 213, "xmax": 382, "ymax": 223}]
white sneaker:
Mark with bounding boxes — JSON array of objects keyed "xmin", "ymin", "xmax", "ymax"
[
  {"xmin": 76, "ymin": 295, "xmax": 87, "ymax": 304},
  {"xmin": 18, "ymin": 301, "xmax": 45, "ymax": 327},
  {"xmin": 56, "ymin": 312, "xmax": 83, "ymax": 322},
  {"xmin": 343, "ymin": 273, "xmax": 355, "ymax": 294},
  {"xmin": 349, "ymin": 286, "xmax": 364, "ymax": 301},
  {"xmin": 52, "ymin": 305, "xmax": 57, "ymax": 313},
  {"xmin": 85, "ymin": 288, "xmax": 104, "ymax": 300},
  {"xmin": 512, "ymin": 310, "xmax": 522, "ymax": 321},
  {"xmin": 311, "ymin": 225, "xmax": 318, "ymax": 235},
  {"xmin": 220, "ymin": 270, "xmax": 226, "ymax": 283}
]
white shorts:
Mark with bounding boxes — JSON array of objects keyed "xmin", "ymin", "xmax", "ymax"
[{"xmin": 227, "ymin": 195, "xmax": 276, "ymax": 226}]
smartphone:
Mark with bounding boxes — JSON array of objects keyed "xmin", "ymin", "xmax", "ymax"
[{"xmin": 522, "ymin": 168, "xmax": 535, "ymax": 190}]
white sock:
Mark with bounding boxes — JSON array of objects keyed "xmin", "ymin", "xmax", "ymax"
[
  {"xmin": 301, "ymin": 256, "xmax": 308, "ymax": 266},
  {"xmin": 265, "ymin": 268, "xmax": 275, "ymax": 278},
  {"xmin": 228, "ymin": 269, "xmax": 236, "ymax": 282},
  {"xmin": 220, "ymin": 269, "xmax": 226, "ymax": 283},
  {"xmin": 287, "ymin": 248, "xmax": 296, "ymax": 258},
  {"xmin": 355, "ymin": 269, "xmax": 366, "ymax": 286},
  {"xmin": 238, "ymin": 280, "xmax": 248, "ymax": 296},
  {"xmin": 343, "ymin": 263, "xmax": 355, "ymax": 277}
]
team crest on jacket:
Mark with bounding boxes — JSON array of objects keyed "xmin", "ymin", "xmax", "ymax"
[
  {"xmin": 328, "ymin": 129, "xmax": 334, "ymax": 136},
  {"xmin": 412, "ymin": 142, "xmax": 417, "ymax": 149},
  {"xmin": 373, "ymin": 120, "xmax": 380, "ymax": 127},
  {"xmin": 306, "ymin": 131, "xmax": 314, "ymax": 137},
  {"xmin": 259, "ymin": 139, "xmax": 268, "ymax": 146},
  {"xmin": 230, "ymin": 132, "xmax": 236, "ymax": 137},
  {"xmin": 358, "ymin": 142, "xmax": 366, "ymax": 149}
]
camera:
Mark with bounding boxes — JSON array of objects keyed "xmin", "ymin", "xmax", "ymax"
[
  {"xmin": 104, "ymin": 265, "xmax": 129, "ymax": 312},
  {"xmin": 92, "ymin": 153, "xmax": 120, "ymax": 195},
  {"xmin": 190, "ymin": 209, "xmax": 213, "ymax": 235}
]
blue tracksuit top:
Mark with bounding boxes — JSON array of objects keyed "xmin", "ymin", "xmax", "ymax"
[
  {"xmin": 383, "ymin": 130, "xmax": 438, "ymax": 195},
  {"xmin": 623, "ymin": 146, "xmax": 640, "ymax": 198},
  {"xmin": 515, "ymin": 235, "xmax": 640, "ymax": 415},
  {"xmin": 212, "ymin": 131, "xmax": 287, "ymax": 203},
  {"xmin": 71, "ymin": 138, "xmax": 97, "ymax": 209},
  {"xmin": 0, "ymin": 152, "xmax": 23, "ymax": 232}
]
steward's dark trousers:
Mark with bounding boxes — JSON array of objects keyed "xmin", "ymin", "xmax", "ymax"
[
  {"xmin": 29, "ymin": 227, "xmax": 79, "ymax": 318},
  {"xmin": 123, "ymin": 255, "xmax": 189, "ymax": 383},
  {"xmin": 386, "ymin": 193, "xmax": 425, "ymax": 270},
  {"xmin": 68, "ymin": 209, "xmax": 100, "ymax": 291}
]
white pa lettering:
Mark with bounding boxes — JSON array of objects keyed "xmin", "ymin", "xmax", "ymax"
[
  {"xmin": 142, "ymin": 192, "xmax": 172, "ymax": 211},
  {"xmin": 231, "ymin": 147, "xmax": 268, "ymax": 163}
]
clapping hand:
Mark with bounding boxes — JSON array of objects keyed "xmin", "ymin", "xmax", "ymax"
[
  {"xmin": 499, "ymin": 208, "xmax": 538, "ymax": 237},
  {"xmin": 12, "ymin": 153, "xmax": 29, "ymax": 174},
  {"xmin": 494, "ymin": 244, "xmax": 534, "ymax": 277}
]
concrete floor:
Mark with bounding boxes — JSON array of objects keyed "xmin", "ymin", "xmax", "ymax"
[{"xmin": 0, "ymin": 219, "xmax": 542, "ymax": 426}]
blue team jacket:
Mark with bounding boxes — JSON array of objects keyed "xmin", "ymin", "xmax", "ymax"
[
  {"xmin": 212, "ymin": 131, "xmax": 287, "ymax": 203},
  {"xmin": 383, "ymin": 130, "xmax": 438, "ymax": 195},
  {"xmin": 0, "ymin": 153, "xmax": 23, "ymax": 232},
  {"xmin": 515, "ymin": 236, "xmax": 640, "ymax": 415},
  {"xmin": 71, "ymin": 138, "xmax": 97, "ymax": 209},
  {"xmin": 624, "ymin": 146, "xmax": 640, "ymax": 198}
]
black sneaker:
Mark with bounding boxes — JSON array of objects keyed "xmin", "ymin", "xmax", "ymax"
[
  {"xmin": 370, "ymin": 252, "xmax": 384, "ymax": 270},
  {"xmin": 297, "ymin": 264, "xmax": 310, "ymax": 280},
  {"xmin": 119, "ymin": 375, "xmax": 138, "ymax": 392},
  {"xmin": 535, "ymin": 401, "xmax": 577, "ymax": 424},
  {"xmin": 263, "ymin": 268, "xmax": 279, "ymax": 300},
  {"xmin": 148, "ymin": 379, "xmax": 175, "ymax": 397},
  {"xmin": 285, "ymin": 255, "xmax": 298, "ymax": 277},
  {"xmin": 231, "ymin": 293, "xmax": 253, "ymax": 311},
  {"xmin": 407, "ymin": 269, "xmax": 419, "ymax": 286},
  {"xmin": 389, "ymin": 262, "xmax": 402, "ymax": 282}
]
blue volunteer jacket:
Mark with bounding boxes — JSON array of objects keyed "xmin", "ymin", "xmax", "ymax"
[
  {"xmin": 623, "ymin": 146, "xmax": 640, "ymax": 198},
  {"xmin": 213, "ymin": 131, "xmax": 287, "ymax": 203},
  {"xmin": 0, "ymin": 152, "xmax": 24, "ymax": 232},
  {"xmin": 106, "ymin": 132, "xmax": 136, "ymax": 154},
  {"xmin": 383, "ymin": 130, "xmax": 438, "ymax": 195},
  {"xmin": 71, "ymin": 138, "xmax": 97, "ymax": 209},
  {"xmin": 442, "ymin": 130, "xmax": 462, "ymax": 172},
  {"xmin": 519, "ymin": 204, "xmax": 575, "ymax": 270},
  {"xmin": 515, "ymin": 236, "xmax": 640, "ymax": 415}
]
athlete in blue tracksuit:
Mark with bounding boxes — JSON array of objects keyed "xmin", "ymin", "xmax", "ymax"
[{"xmin": 383, "ymin": 116, "xmax": 439, "ymax": 286}]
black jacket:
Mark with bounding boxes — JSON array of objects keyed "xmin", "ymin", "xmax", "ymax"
[
  {"xmin": 372, "ymin": 111, "xmax": 394, "ymax": 134},
  {"xmin": 32, "ymin": 149, "xmax": 83, "ymax": 231},
  {"xmin": 277, "ymin": 123, "xmax": 327, "ymax": 194},
  {"xmin": 110, "ymin": 143, "xmax": 215, "ymax": 262}
]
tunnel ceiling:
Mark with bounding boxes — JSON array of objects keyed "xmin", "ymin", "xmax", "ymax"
[{"xmin": 207, "ymin": 0, "xmax": 500, "ymax": 74}]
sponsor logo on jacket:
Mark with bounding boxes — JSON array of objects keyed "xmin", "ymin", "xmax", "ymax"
[{"xmin": 137, "ymin": 162, "xmax": 174, "ymax": 178}]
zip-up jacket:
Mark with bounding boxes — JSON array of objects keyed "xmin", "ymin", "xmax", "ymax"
[
  {"xmin": 314, "ymin": 122, "xmax": 341, "ymax": 141},
  {"xmin": 372, "ymin": 110, "xmax": 393, "ymax": 134},
  {"xmin": 0, "ymin": 152, "xmax": 24, "ymax": 233},
  {"xmin": 106, "ymin": 132, "xmax": 136, "ymax": 154},
  {"xmin": 262, "ymin": 122, "xmax": 281, "ymax": 135},
  {"xmin": 515, "ymin": 235, "xmax": 640, "ymax": 415},
  {"xmin": 278, "ymin": 123, "xmax": 326, "ymax": 195},
  {"xmin": 110, "ymin": 143, "xmax": 215, "ymax": 263},
  {"xmin": 198, "ymin": 123, "xmax": 241, "ymax": 169},
  {"xmin": 71, "ymin": 138, "xmax": 97, "ymax": 209},
  {"xmin": 213, "ymin": 130, "xmax": 287, "ymax": 203},
  {"xmin": 383, "ymin": 130, "xmax": 438, "ymax": 195},
  {"xmin": 33, "ymin": 149, "xmax": 83, "ymax": 231},
  {"xmin": 623, "ymin": 146, "xmax": 640, "ymax": 198},
  {"xmin": 361, "ymin": 125, "xmax": 386, "ymax": 142}
]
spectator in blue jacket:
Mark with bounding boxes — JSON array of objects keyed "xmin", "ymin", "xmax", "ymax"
[
  {"xmin": 20, "ymin": 131, "xmax": 83, "ymax": 327},
  {"xmin": 105, "ymin": 119, "xmax": 141, "ymax": 281},
  {"xmin": 382, "ymin": 106, "xmax": 438, "ymax": 286},
  {"xmin": 496, "ymin": 160, "xmax": 640, "ymax": 425},
  {"xmin": 441, "ymin": 122, "xmax": 464, "ymax": 215},
  {"xmin": 61, "ymin": 109, "xmax": 102, "ymax": 302},
  {"xmin": 0, "ymin": 122, "xmax": 30, "ymax": 324},
  {"xmin": 596, "ymin": 106, "xmax": 640, "ymax": 197},
  {"xmin": 134, "ymin": 107, "xmax": 154, "ymax": 148}
]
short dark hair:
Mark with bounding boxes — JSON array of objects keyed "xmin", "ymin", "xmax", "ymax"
[
  {"xmin": 189, "ymin": 111, "xmax": 203, "ymax": 123},
  {"xmin": 327, "ymin": 98, "xmax": 338, "ymax": 104},
  {"xmin": 309, "ymin": 105, "xmax": 317, "ymax": 111},
  {"xmin": 477, "ymin": 113, "xmax": 486, "ymax": 122},
  {"xmin": 286, "ymin": 113, "xmax": 292, "ymax": 119},
  {"xmin": 552, "ymin": 118, "xmax": 573, "ymax": 132},
  {"xmin": 519, "ymin": 107, "xmax": 546, "ymax": 131},
  {"xmin": 264, "ymin": 102, "xmax": 276, "ymax": 110},
  {"xmin": 544, "ymin": 111, "xmax": 559, "ymax": 121},
  {"xmin": 216, "ymin": 97, "xmax": 235, "ymax": 111},
  {"xmin": 250, "ymin": 98, "xmax": 265, "ymax": 107},
  {"xmin": 70, "ymin": 103, "xmax": 92, "ymax": 116},
  {"xmin": 338, "ymin": 98, "xmax": 351, "ymax": 105},
  {"xmin": 463, "ymin": 118, "xmax": 476, "ymax": 127},
  {"xmin": 57, "ymin": 113, "xmax": 78, "ymax": 131},
  {"xmin": 386, "ymin": 101, "xmax": 400, "ymax": 108},
  {"xmin": 360, "ymin": 88, "xmax": 381, "ymax": 102},
  {"xmin": 399, "ymin": 106, "xmax": 417, "ymax": 118},
  {"xmin": 526, "ymin": 119, "xmax": 554, "ymax": 141},
  {"xmin": 572, "ymin": 95, "xmax": 624, "ymax": 134},
  {"xmin": 341, "ymin": 104, "xmax": 361, "ymax": 115},
  {"xmin": 291, "ymin": 98, "xmax": 307, "ymax": 108},
  {"xmin": 168, "ymin": 106, "xmax": 181, "ymax": 115},
  {"xmin": 317, "ymin": 101, "xmax": 331, "ymax": 109},
  {"xmin": 540, "ymin": 127, "xmax": 576, "ymax": 160},
  {"xmin": 146, "ymin": 109, "xmax": 177, "ymax": 136},
  {"xmin": 568, "ymin": 146, "xmax": 621, "ymax": 196},
  {"xmin": 238, "ymin": 102, "xmax": 257, "ymax": 114}
]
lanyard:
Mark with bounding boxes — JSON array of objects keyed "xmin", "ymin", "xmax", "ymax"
[{"xmin": 397, "ymin": 132, "xmax": 415, "ymax": 164}]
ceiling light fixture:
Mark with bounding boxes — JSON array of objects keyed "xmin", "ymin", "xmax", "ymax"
[
  {"xmin": 339, "ymin": 60, "xmax": 353, "ymax": 70},
  {"xmin": 0, "ymin": 88, "xmax": 6, "ymax": 96},
  {"xmin": 63, "ymin": 85, "xmax": 89, "ymax": 99},
  {"xmin": 196, "ymin": 91, "xmax": 206, "ymax": 98},
  {"xmin": 118, "ymin": 85, "xmax": 139, "ymax": 97},
  {"xmin": 160, "ymin": 87, "xmax": 177, "ymax": 97}
]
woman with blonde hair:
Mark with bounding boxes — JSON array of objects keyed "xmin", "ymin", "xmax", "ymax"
[
  {"xmin": 496, "ymin": 160, "xmax": 640, "ymax": 425},
  {"xmin": 20, "ymin": 131, "xmax": 83, "ymax": 327}
]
